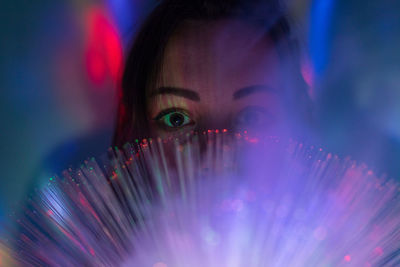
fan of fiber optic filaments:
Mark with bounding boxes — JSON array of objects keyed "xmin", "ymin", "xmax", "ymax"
[{"xmin": 4, "ymin": 131, "xmax": 400, "ymax": 267}]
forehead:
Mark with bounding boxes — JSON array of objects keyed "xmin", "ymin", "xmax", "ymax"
[{"xmin": 157, "ymin": 19, "xmax": 281, "ymax": 93}]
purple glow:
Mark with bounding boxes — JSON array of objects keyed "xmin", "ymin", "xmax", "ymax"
[{"xmin": 3, "ymin": 131, "xmax": 399, "ymax": 266}]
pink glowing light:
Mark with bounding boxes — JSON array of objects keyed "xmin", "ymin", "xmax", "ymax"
[
  {"xmin": 374, "ymin": 247, "xmax": 384, "ymax": 257},
  {"xmin": 85, "ymin": 7, "xmax": 123, "ymax": 86},
  {"xmin": 301, "ymin": 58, "xmax": 315, "ymax": 98}
]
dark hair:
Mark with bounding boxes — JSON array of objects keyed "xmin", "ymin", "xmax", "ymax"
[{"xmin": 113, "ymin": 0, "xmax": 311, "ymax": 147}]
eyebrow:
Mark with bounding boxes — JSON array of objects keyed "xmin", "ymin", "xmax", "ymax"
[
  {"xmin": 233, "ymin": 85, "xmax": 277, "ymax": 100},
  {"xmin": 150, "ymin": 86, "xmax": 200, "ymax": 101}
]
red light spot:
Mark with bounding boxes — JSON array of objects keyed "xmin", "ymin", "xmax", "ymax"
[
  {"xmin": 374, "ymin": 247, "xmax": 384, "ymax": 256},
  {"xmin": 223, "ymin": 129, "xmax": 228, "ymax": 133},
  {"xmin": 85, "ymin": 7, "xmax": 123, "ymax": 86},
  {"xmin": 141, "ymin": 143, "xmax": 148, "ymax": 149},
  {"xmin": 47, "ymin": 210, "xmax": 54, "ymax": 216},
  {"xmin": 86, "ymin": 48, "xmax": 107, "ymax": 84},
  {"xmin": 344, "ymin": 255, "xmax": 351, "ymax": 262}
]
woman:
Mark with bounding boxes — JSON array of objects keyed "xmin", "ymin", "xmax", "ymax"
[
  {"xmin": 113, "ymin": 0, "xmax": 313, "ymax": 147},
  {"xmin": 10, "ymin": 2, "xmax": 313, "ymax": 264}
]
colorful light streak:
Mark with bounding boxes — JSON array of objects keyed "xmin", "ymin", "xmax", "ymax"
[
  {"xmin": 2, "ymin": 131, "xmax": 400, "ymax": 266},
  {"xmin": 309, "ymin": 0, "xmax": 335, "ymax": 77}
]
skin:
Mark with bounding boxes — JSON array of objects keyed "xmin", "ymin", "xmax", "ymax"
[{"xmin": 147, "ymin": 19, "xmax": 287, "ymax": 138}]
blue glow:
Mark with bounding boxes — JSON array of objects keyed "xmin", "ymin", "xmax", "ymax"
[
  {"xmin": 106, "ymin": 0, "xmax": 136, "ymax": 39},
  {"xmin": 310, "ymin": 0, "xmax": 336, "ymax": 77}
]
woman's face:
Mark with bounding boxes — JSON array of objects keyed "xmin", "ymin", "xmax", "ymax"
[{"xmin": 147, "ymin": 19, "xmax": 287, "ymax": 138}]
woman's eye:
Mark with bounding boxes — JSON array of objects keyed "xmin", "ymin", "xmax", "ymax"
[
  {"xmin": 155, "ymin": 110, "xmax": 193, "ymax": 129},
  {"xmin": 235, "ymin": 107, "xmax": 273, "ymax": 129}
]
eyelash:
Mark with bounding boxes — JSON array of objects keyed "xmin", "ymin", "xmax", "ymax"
[{"xmin": 153, "ymin": 108, "xmax": 183, "ymax": 120}]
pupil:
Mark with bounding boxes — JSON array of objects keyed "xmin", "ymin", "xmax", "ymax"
[{"xmin": 169, "ymin": 113, "xmax": 184, "ymax": 127}]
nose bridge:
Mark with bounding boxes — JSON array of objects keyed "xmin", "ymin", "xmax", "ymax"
[{"xmin": 195, "ymin": 113, "xmax": 232, "ymax": 132}]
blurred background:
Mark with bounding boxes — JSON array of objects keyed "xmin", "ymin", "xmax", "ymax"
[
  {"xmin": 0, "ymin": 0, "xmax": 399, "ymax": 234},
  {"xmin": 0, "ymin": 0, "xmax": 157, "ymax": 227}
]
